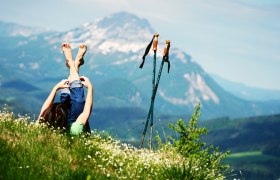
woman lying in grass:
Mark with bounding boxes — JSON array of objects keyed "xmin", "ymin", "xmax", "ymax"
[{"xmin": 37, "ymin": 43, "xmax": 93, "ymax": 135}]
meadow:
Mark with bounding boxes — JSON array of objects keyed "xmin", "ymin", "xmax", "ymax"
[{"xmin": 0, "ymin": 105, "xmax": 229, "ymax": 179}]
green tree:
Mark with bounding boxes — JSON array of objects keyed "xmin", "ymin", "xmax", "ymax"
[{"xmin": 169, "ymin": 103, "xmax": 230, "ymax": 178}]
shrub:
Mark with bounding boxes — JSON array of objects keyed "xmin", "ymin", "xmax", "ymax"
[{"xmin": 167, "ymin": 103, "xmax": 230, "ymax": 178}]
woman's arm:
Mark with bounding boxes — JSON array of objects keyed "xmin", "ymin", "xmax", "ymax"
[
  {"xmin": 76, "ymin": 76, "xmax": 93, "ymax": 125},
  {"xmin": 37, "ymin": 79, "xmax": 69, "ymax": 121}
]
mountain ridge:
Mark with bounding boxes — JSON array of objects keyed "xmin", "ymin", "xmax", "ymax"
[
  {"xmin": 0, "ymin": 11, "xmax": 280, "ymax": 121},
  {"xmin": 0, "ymin": 20, "xmax": 51, "ymax": 37},
  {"xmin": 211, "ymin": 73, "xmax": 280, "ymax": 101}
]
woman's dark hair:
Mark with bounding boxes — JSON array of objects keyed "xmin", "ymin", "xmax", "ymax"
[{"xmin": 40, "ymin": 103, "xmax": 68, "ymax": 130}]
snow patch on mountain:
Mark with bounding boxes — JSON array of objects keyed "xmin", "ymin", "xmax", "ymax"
[
  {"xmin": 158, "ymin": 73, "xmax": 219, "ymax": 106},
  {"xmin": 130, "ymin": 91, "xmax": 142, "ymax": 105},
  {"xmin": 112, "ymin": 58, "xmax": 130, "ymax": 65},
  {"xmin": 98, "ymin": 40, "xmax": 145, "ymax": 54},
  {"xmin": 9, "ymin": 29, "xmax": 40, "ymax": 37},
  {"xmin": 184, "ymin": 73, "xmax": 219, "ymax": 104},
  {"xmin": 173, "ymin": 49, "xmax": 188, "ymax": 64},
  {"xmin": 158, "ymin": 89, "xmax": 198, "ymax": 106}
]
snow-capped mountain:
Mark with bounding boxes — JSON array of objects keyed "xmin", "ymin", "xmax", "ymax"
[
  {"xmin": 46, "ymin": 12, "xmax": 154, "ymax": 54},
  {"xmin": 1, "ymin": 12, "xmax": 280, "ymax": 121}
]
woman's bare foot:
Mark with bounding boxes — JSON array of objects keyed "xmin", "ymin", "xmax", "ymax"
[
  {"xmin": 61, "ymin": 43, "xmax": 74, "ymax": 68},
  {"xmin": 75, "ymin": 44, "xmax": 87, "ymax": 68}
]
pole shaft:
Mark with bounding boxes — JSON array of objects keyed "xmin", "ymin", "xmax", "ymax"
[
  {"xmin": 149, "ymin": 51, "xmax": 157, "ymax": 149},
  {"xmin": 151, "ymin": 52, "xmax": 156, "ymax": 126},
  {"xmin": 153, "ymin": 59, "xmax": 165, "ymax": 101},
  {"xmin": 140, "ymin": 57, "xmax": 165, "ymax": 148},
  {"xmin": 140, "ymin": 51, "xmax": 157, "ymax": 148},
  {"xmin": 149, "ymin": 126, "xmax": 153, "ymax": 150},
  {"xmin": 140, "ymin": 105, "xmax": 151, "ymax": 147}
]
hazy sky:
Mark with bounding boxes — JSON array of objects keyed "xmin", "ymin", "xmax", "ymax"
[{"xmin": 1, "ymin": 0, "xmax": 280, "ymax": 90}]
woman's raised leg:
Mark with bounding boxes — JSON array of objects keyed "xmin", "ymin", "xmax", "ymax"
[
  {"xmin": 61, "ymin": 43, "xmax": 79, "ymax": 82},
  {"xmin": 74, "ymin": 44, "xmax": 87, "ymax": 73}
]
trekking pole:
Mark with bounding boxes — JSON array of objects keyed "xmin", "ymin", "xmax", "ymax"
[
  {"xmin": 139, "ymin": 34, "xmax": 158, "ymax": 148},
  {"xmin": 152, "ymin": 40, "xmax": 171, "ymax": 102},
  {"xmin": 149, "ymin": 40, "xmax": 171, "ymax": 147},
  {"xmin": 149, "ymin": 33, "xmax": 159, "ymax": 150},
  {"xmin": 140, "ymin": 39, "xmax": 171, "ymax": 148}
]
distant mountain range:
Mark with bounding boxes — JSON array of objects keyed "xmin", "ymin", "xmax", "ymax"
[
  {"xmin": 0, "ymin": 20, "xmax": 50, "ymax": 37},
  {"xmin": 1, "ymin": 11, "xmax": 280, "ymax": 126},
  {"xmin": 211, "ymin": 74, "xmax": 280, "ymax": 101}
]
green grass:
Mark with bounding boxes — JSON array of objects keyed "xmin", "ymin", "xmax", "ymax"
[
  {"xmin": 226, "ymin": 151, "xmax": 274, "ymax": 166},
  {"xmin": 225, "ymin": 151, "xmax": 279, "ymax": 163},
  {"xmin": 227, "ymin": 151, "xmax": 262, "ymax": 158},
  {"xmin": 223, "ymin": 151, "xmax": 280, "ymax": 180},
  {"xmin": 0, "ymin": 111, "xmax": 227, "ymax": 179}
]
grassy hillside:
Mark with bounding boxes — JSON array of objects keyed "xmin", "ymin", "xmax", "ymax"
[
  {"xmin": 0, "ymin": 110, "xmax": 229, "ymax": 179},
  {"xmin": 201, "ymin": 115, "xmax": 280, "ymax": 179},
  {"xmin": 201, "ymin": 114, "xmax": 280, "ymax": 154}
]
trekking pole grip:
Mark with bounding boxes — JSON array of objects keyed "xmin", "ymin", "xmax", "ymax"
[
  {"xmin": 153, "ymin": 33, "xmax": 159, "ymax": 51},
  {"xmin": 163, "ymin": 40, "xmax": 171, "ymax": 56}
]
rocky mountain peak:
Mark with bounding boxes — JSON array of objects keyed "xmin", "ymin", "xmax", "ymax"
[
  {"xmin": 96, "ymin": 11, "xmax": 154, "ymax": 33},
  {"xmin": 57, "ymin": 12, "xmax": 154, "ymax": 54}
]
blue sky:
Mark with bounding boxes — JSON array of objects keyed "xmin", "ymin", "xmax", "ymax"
[{"xmin": 1, "ymin": 0, "xmax": 280, "ymax": 90}]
